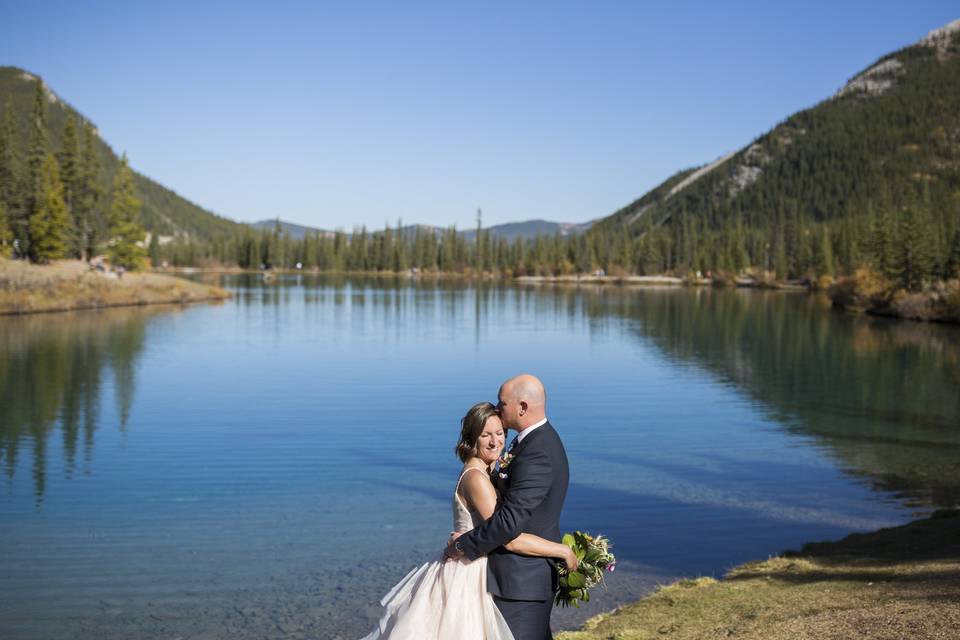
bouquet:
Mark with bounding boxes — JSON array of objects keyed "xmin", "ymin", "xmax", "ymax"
[{"xmin": 556, "ymin": 531, "xmax": 616, "ymax": 607}]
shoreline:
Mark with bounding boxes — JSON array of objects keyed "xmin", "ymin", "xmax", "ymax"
[
  {"xmin": 0, "ymin": 259, "xmax": 232, "ymax": 316},
  {"xmin": 558, "ymin": 509, "xmax": 960, "ymax": 640},
  {"xmin": 829, "ymin": 272, "xmax": 960, "ymax": 326},
  {"xmin": 159, "ymin": 267, "xmax": 807, "ymax": 290},
  {"xmin": 6, "ymin": 262, "xmax": 957, "ymax": 326}
]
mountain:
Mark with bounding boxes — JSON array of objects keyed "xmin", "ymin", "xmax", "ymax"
[
  {"xmin": 1, "ymin": 66, "xmax": 594, "ymax": 259},
  {"xmin": 250, "ymin": 218, "xmax": 332, "ymax": 240},
  {"xmin": 0, "ymin": 66, "xmax": 241, "ymax": 241},
  {"xmin": 591, "ymin": 19, "xmax": 960, "ymax": 279},
  {"xmin": 252, "ymin": 217, "xmax": 592, "ymax": 242},
  {"xmin": 462, "ymin": 219, "xmax": 593, "ymax": 242}
]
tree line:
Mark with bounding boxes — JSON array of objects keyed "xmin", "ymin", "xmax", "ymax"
[
  {"xmin": 0, "ymin": 79, "xmax": 146, "ymax": 268},
  {"xmin": 149, "ymin": 202, "xmax": 959, "ymax": 293},
  {"xmin": 148, "ymin": 33, "xmax": 960, "ymax": 292}
]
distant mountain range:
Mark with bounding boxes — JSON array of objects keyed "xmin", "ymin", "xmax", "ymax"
[
  {"xmin": 1, "ymin": 66, "xmax": 592, "ymax": 246},
  {"xmin": 251, "ymin": 217, "xmax": 593, "ymax": 242},
  {"xmin": 461, "ymin": 219, "xmax": 593, "ymax": 242}
]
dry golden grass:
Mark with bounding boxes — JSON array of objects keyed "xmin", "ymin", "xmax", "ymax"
[
  {"xmin": 558, "ymin": 510, "xmax": 960, "ymax": 640},
  {"xmin": 0, "ymin": 258, "xmax": 231, "ymax": 315}
]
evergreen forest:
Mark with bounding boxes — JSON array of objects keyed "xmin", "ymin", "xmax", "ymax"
[{"xmin": 2, "ymin": 25, "xmax": 959, "ymax": 291}]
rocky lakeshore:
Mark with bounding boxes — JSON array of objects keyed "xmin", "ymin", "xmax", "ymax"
[{"xmin": 0, "ymin": 258, "xmax": 231, "ymax": 315}]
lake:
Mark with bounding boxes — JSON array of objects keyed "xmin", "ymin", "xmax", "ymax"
[{"xmin": 2, "ymin": 274, "xmax": 958, "ymax": 639}]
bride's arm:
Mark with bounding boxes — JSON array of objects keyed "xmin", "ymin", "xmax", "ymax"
[{"xmin": 460, "ymin": 470, "xmax": 578, "ymax": 570}]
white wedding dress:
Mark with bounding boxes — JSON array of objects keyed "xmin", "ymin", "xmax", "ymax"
[{"xmin": 360, "ymin": 467, "xmax": 515, "ymax": 639}]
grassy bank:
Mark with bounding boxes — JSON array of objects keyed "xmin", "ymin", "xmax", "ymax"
[
  {"xmin": 558, "ymin": 510, "xmax": 960, "ymax": 640},
  {"xmin": 0, "ymin": 258, "xmax": 231, "ymax": 315}
]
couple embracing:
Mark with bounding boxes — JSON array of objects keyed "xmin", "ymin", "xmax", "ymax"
[{"xmin": 362, "ymin": 374, "xmax": 574, "ymax": 640}]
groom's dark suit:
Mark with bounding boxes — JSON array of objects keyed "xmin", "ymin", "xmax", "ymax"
[{"xmin": 458, "ymin": 421, "xmax": 569, "ymax": 640}]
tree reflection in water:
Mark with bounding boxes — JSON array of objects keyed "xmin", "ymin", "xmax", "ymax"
[
  {"xmin": 0, "ymin": 307, "xmax": 156, "ymax": 502},
  {"xmin": 568, "ymin": 285, "xmax": 960, "ymax": 507}
]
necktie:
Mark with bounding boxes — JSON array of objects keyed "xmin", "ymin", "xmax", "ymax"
[{"xmin": 507, "ymin": 435, "xmax": 519, "ymax": 453}]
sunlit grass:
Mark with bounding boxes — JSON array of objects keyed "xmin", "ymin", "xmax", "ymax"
[
  {"xmin": 559, "ymin": 510, "xmax": 960, "ymax": 640},
  {"xmin": 0, "ymin": 258, "xmax": 230, "ymax": 314}
]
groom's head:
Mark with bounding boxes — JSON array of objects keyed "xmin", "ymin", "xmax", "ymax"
[{"xmin": 497, "ymin": 374, "xmax": 546, "ymax": 431}]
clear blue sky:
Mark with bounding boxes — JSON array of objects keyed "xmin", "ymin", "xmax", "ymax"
[{"xmin": 2, "ymin": 1, "xmax": 957, "ymax": 230}]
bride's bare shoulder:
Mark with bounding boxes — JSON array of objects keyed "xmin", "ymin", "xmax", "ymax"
[{"xmin": 458, "ymin": 465, "xmax": 494, "ymax": 493}]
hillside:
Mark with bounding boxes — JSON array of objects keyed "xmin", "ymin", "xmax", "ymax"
[
  {"xmin": 0, "ymin": 66, "xmax": 240, "ymax": 242},
  {"xmin": 591, "ymin": 19, "xmax": 960, "ymax": 280}
]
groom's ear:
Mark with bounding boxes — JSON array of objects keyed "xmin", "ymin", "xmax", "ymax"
[{"xmin": 519, "ymin": 400, "xmax": 527, "ymax": 416}]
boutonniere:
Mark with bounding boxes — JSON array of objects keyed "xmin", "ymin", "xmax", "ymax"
[{"xmin": 497, "ymin": 452, "xmax": 515, "ymax": 478}]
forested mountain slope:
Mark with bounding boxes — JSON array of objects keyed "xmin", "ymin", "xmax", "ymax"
[
  {"xmin": 0, "ymin": 66, "xmax": 240, "ymax": 242},
  {"xmin": 591, "ymin": 20, "xmax": 960, "ymax": 280}
]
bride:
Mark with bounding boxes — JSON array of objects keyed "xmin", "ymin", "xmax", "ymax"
[{"xmin": 361, "ymin": 401, "xmax": 578, "ymax": 639}]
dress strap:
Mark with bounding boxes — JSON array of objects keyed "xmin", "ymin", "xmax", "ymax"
[
  {"xmin": 455, "ymin": 466, "xmax": 487, "ymax": 498},
  {"xmin": 454, "ymin": 466, "xmax": 487, "ymax": 513},
  {"xmin": 457, "ymin": 465, "xmax": 487, "ymax": 485}
]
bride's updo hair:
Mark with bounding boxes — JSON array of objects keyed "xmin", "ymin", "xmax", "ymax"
[{"xmin": 456, "ymin": 401, "xmax": 499, "ymax": 462}]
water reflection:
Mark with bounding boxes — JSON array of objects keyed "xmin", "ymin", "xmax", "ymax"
[
  {"xmin": 218, "ymin": 274, "xmax": 960, "ymax": 507},
  {"xmin": 6, "ymin": 277, "xmax": 958, "ymax": 511},
  {"xmin": 567, "ymin": 285, "xmax": 960, "ymax": 507},
  {"xmin": 0, "ymin": 308, "xmax": 154, "ymax": 501},
  {"xmin": 3, "ymin": 276, "xmax": 959, "ymax": 640}
]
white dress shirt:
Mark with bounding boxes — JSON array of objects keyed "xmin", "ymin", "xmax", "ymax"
[{"xmin": 515, "ymin": 417, "xmax": 548, "ymax": 444}]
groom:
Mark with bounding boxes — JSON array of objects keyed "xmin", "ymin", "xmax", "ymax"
[{"xmin": 446, "ymin": 374, "xmax": 570, "ymax": 640}]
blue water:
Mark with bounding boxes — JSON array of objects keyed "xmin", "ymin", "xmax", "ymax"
[{"xmin": 2, "ymin": 275, "xmax": 958, "ymax": 639}]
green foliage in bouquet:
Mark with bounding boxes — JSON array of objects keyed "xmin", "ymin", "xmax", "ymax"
[{"xmin": 556, "ymin": 531, "xmax": 616, "ymax": 607}]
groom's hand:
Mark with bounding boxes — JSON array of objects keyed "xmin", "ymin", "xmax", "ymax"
[{"xmin": 444, "ymin": 531, "xmax": 466, "ymax": 561}]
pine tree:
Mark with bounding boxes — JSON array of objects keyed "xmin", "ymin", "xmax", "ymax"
[
  {"xmin": 895, "ymin": 206, "xmax": 935, "ymax": 291},
  {"xmin": 148, "ymin": 231, "xmax": 161, "ymax": 267},
  {"xmin": 0, "ymin": 201, "xmax": 11, "ymax": 256},
  {"xmin": 944, "ymin": 227, "xmax": 960, "ymax": 279},
  {"xmin": 26, "ymin": 79, "xmax": 49, "ymax": 213},
  {"xmin": 107, "ymin": 155, "xmax": 147, "ymax": 270},
  {"xmin": 868, "ymin": 209, "xmax": 897, "ymax": 280},
  {"xmin": 58, "ymin": 114, "xmax": 82, "ymax": 256},
  {"xmin": 393, "ymin": 218, "xmax": 407, "ymax": 271},
  {"xmin": 76, "ymin": 121, "xmax": 103, "ymax": 260},
  {"xmin": 733, "ymin": 211, "xmax": 749, "ymax": 271},
  {"xmin": 28, "ymin": 153, "xmax": 70, "ymax": 263},
  {"xmin": 0, "ymin": 99, "xmax": 17, "ymax": 214},
  {"xmin": 816, "ymin": 226, "xmax": 834, "ymax": 277},
  {"xmin": 837, "ymin": 216, "xmax": 859, "ymax": 273},
  {"xmin": 0, "ymin": 100, "xmax": 19, "ymax": 257}
]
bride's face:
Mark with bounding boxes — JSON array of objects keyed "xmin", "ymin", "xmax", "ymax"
[{"xmin": 476, "ymin": 415, "xmax": 505, "ymax": 465}]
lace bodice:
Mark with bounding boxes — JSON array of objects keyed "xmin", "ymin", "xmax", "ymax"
[{"xmin": 452, "ymin": 467, "xmax": 488, "ymax": 532}]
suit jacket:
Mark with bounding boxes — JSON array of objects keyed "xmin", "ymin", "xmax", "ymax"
[{"xmin": 458, "ymin": 421, "xmax": 569, "ymax": 600}]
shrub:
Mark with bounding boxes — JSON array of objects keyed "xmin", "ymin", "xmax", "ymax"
[{"xmin": 891, "ymin": 290, "xmax": 934, "ymax": 320}]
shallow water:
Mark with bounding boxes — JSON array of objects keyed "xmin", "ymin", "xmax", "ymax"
[{"xmin": 2, "ymin": 275, "xmax": 958, "ymax": 639}]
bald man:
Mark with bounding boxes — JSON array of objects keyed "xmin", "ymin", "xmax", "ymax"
[{"xmin": 446, "ymin": 374, "xmax": 570, "ymax": 640}]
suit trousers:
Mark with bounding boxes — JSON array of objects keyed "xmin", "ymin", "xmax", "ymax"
[{"xmin": 493, "ymin": 595, "xmax": 553, "ymax": 640}]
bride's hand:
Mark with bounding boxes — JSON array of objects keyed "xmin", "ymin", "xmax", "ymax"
[{"xmin": 562, "ymin": 547, "xmax": 579, "ymax": 572}]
